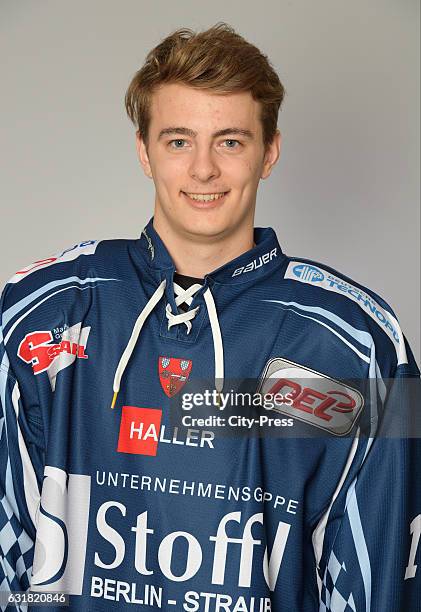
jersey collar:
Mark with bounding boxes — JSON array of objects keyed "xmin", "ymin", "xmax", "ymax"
[{"xmin": 138, "ymin": 216, "xmax": 285, "ymax": 285}]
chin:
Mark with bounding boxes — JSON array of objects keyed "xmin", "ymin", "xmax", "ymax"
[{"xmin": 177, "ymin": 213, "xmax": 234, "ymax": 238}]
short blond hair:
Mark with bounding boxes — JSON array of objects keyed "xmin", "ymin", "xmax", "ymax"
[{"xmin": 125, "ymin": 22, "xmax": 285, "ymax": 148}]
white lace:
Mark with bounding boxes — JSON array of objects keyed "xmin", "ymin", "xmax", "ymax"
[
  {"xmin": 166, "ymin": 282, "xmax": 201, "ymax": 334},
  {"xmin": 111, "ymin": 278, "xmax": 224, "ymax": 408}
]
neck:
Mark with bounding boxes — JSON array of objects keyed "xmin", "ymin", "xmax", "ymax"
[{"xmin": 153, "ymin": 210, "xmax": 255, "ymax": 278}]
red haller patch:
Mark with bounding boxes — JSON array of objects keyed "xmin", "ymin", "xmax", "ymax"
[
  {"xmin": 158, "ymin": 356, "xmax": 192, "ymax": 397},
  {"xmin": 117, "ymin": 406, "xmax": 162, "ymax": 456}
]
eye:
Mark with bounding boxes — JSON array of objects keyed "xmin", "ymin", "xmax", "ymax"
[
  {"xmin": 168, "ymin": 139, "xmax": 187, "ymax": 149},
  {"xmin": 222, "ymin": 139, "xmax": 241, "ymax": 149}
]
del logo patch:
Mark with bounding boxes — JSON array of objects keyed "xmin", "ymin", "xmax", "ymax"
[
  {"xmin": 158, "ymin": 356, "xmax": 192, "ymax": 397},
  {"xmin": 257, "ymin": 357, "xmax": 364, "ymax": 436}
]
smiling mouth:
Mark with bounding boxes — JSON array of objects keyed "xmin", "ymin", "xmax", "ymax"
[{"xmin": 182, "ymin": 191, "xmax": 229, "ymax": 202}]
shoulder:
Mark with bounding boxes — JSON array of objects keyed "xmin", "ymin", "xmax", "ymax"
[
  {"xmin": 0, "ymin": 236, "xmax": 141, "ymax": 383},
  {"xmin": 0, "ymin": 237, "xmax": 138, "ymax": 349},
  {"xmin": 278, "ymin": 255, "xmax": 409, "ymax": 370},
  {"xmin": 1, "ymin": 237, "xmax": 136, "ymax": 307},
  {"xmin": 282, "ymin": 256, "xmax": 395, "ymax": 315}
]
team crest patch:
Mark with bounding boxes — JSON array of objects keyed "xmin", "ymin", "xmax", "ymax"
[
  {"xmin": 256, "ymin": 357, "xmax": 364, "ymax": 436},
  {"xmin": 158, "ymin": 356, "xmax": 192, "ymax": 397}
]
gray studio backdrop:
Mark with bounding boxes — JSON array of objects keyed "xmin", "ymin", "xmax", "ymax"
[{"xmin": 1, "ymin": 0, "xmax": 419, "ymax": 364}]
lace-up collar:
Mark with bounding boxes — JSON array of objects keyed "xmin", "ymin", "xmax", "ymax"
[{"xmin": 111, "ymin": 217, "xmax": 285, "ymax": 409}]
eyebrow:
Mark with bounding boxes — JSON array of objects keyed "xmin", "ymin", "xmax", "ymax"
[{"xmin": 157, "ymin": 126, "xmax": 254, "ymax": 140}]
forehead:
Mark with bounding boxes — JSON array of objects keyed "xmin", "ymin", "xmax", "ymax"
[{"xmin": 149, "ymin": 83, "xmax": 261, "ymax": 132}]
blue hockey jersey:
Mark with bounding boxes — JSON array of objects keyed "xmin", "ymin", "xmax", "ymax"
[{"xmin": 0, "ymin": 217, "xmax": 420, "ymax": 611}]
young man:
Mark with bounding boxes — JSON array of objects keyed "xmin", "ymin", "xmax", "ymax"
[{"xmin": 0, "ymin": 23, "xmax": 419, "ymax": 612}]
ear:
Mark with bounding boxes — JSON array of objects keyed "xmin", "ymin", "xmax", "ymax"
[
  {"xmin": 135, "ymin": 130, "xmax": 153, "ymax": 179},
  {"xmin": 261, "ymin": 129, "xmax": 281, "ymax": 180}
]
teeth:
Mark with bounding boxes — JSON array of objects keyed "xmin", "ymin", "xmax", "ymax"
[{"xmin": 185, "ymin": 192, "xmax": 226, "ymax": 202}]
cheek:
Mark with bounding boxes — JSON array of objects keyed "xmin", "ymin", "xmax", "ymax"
[
  {"xmin": 220, "ymin": 158, "xmax": 247, "ymax": 182},
  {"xmin": 235, "ymin": 158, "xmax": 262, "ymax": 188},
  {"xmin": 236, "ymin": 150, "xmax": 261, "ymax": 174},
  {"xmin": 152, "ymin": 158, "xmax": 182, "ymax": 187}
]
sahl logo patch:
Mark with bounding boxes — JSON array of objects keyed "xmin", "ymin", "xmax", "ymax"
[
  {"xmin": 18, "ymin": 322, "xmax": 90, "ymax": 390},
  {"xmin": 256, "ymin": 357, "xmax": 364, "ymax": 435},
  {"xmin": 158, "ymin": 356, "xmax": 192, "ymax": 397}
]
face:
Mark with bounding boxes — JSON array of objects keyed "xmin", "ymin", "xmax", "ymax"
[{"xmin": 136, "ymin": 82, "xmax": 281, "ymax": 240}]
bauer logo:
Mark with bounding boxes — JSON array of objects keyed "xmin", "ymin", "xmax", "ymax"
[
  {"xmin": 257, "ymin": 357, "xmax": 364, "ymax": 436},
  {"xmin": 31, "ymin": 467, "xmax": 91, "ymax": 595},
  {"xmin": 232, "ymin": 248, "xmax": 277, "ymax": 277},
  {"xmin": 292, "ymin": 264, "xmax": 324, "ymax": 282}
]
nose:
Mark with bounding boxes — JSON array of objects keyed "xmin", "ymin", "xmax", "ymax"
[{"xmin": 188, "ymin": 144, "xmax": 221, "ymax": 183}]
